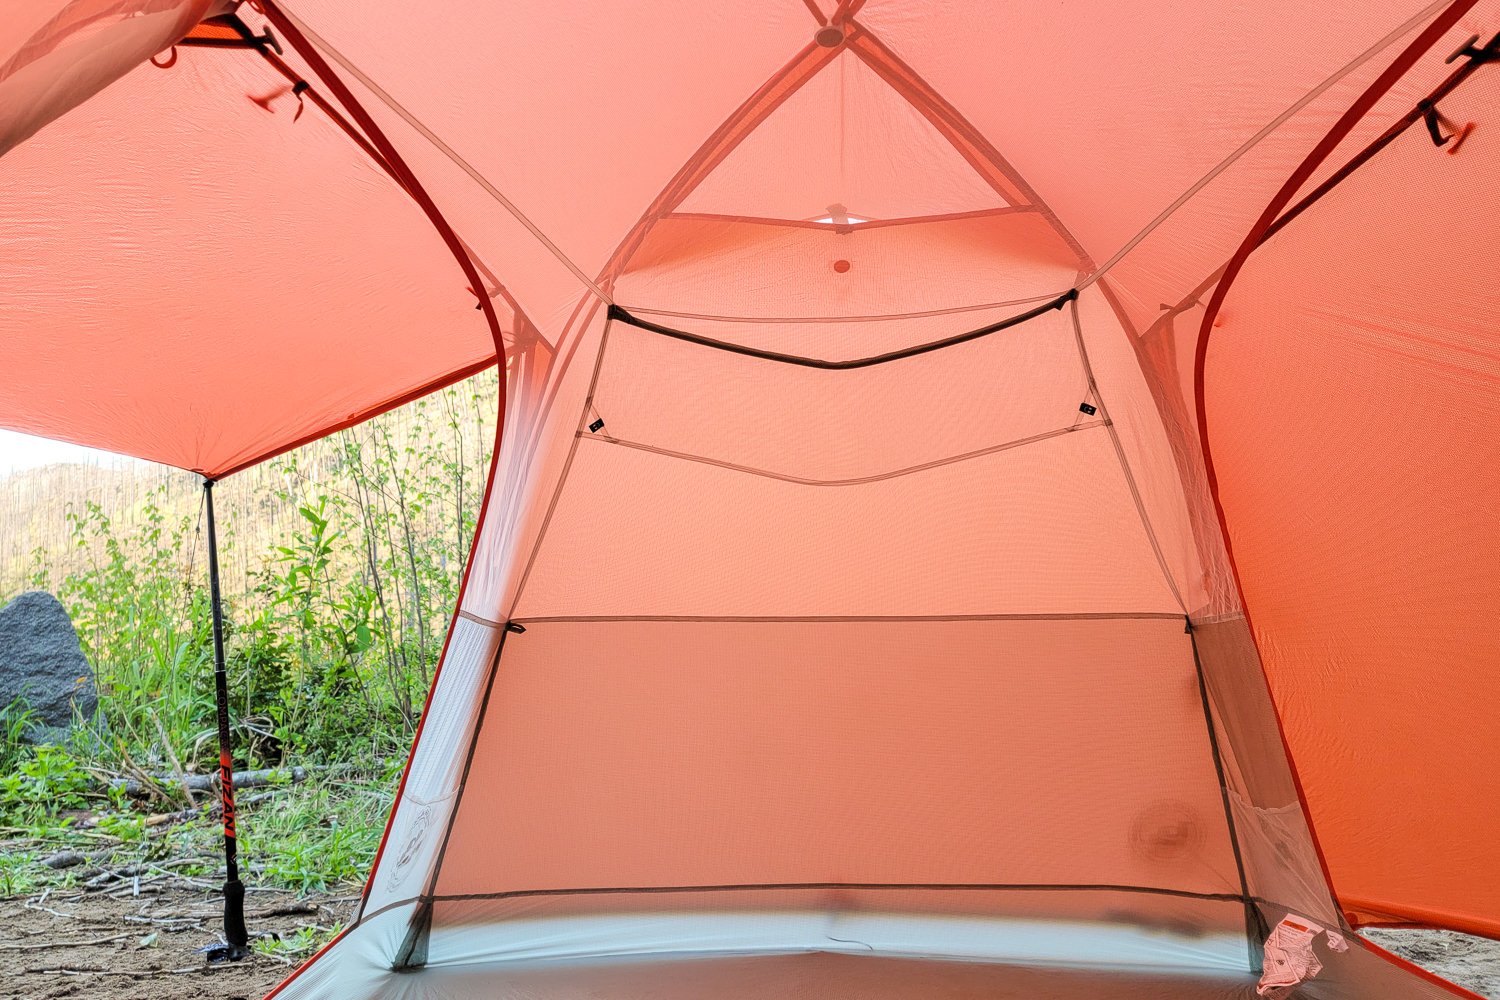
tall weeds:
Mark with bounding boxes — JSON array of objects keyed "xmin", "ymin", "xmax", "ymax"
[{"xmin": 13, "ymin": 369, "xmax": 501, "ymax": 772}]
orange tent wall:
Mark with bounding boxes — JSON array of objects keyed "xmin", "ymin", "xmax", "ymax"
[{"xmin": 3, "ymin": 3, "xmax": 1499, "ymax": 995}]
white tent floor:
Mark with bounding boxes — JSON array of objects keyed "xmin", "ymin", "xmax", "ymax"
[
  {"xmin": 296, "ymin": 950, "xmax": 1264, "ymax": 1000},
  {"xmin": 273, "ymin": 905, "xmax": 1268, "ymax": 999}
]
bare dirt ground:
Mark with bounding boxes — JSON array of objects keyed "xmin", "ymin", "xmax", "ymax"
[
  {"xmin": 1369, "ymin": 929, "xmax": 1500, "ymax": 999},
  {"xmin": 1, "ymin": 889, "xmax": 1497, "ymax": 1000},
  {"xmin": 0, "ymin": 886, "xmax": 354, "ymax": 1000}
]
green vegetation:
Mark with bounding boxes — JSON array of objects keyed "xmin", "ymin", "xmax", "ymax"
[{"xmin": 0, "ymin": 370, "xmax": 500, "ymax": 920}]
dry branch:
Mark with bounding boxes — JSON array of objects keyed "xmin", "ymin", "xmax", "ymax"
[
  {"xmin": 0, "ymin": 932, "xmax": 131, "ymax": 952},
  {"xmin": 106, "ymin": 765, "xmax": 310, "ymax": 798}
]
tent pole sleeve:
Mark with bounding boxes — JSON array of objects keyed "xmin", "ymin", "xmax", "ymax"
[{"xmin": 205, "ymin": 477, "xmax": 249, "ymax": 958}]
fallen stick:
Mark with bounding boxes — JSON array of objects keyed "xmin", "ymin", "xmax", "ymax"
[
  {"xmin": 144, "ymin": 787, "xmax": 284, "ymax": 827},
  {"xmin": 253, "ymin": 902, "xmax": 321, "ymax": 918},
  {"xmin": 84, "ymin": 864, "xmax": 145, "ymax": 889},
  {"xmin": 42, "ymin": 851, "xmax": 87, "ymax": 870},
  {"xmin": 42, "ymin": 847, "xmax": 113, "ymax": 870},
  {"xmin": 26, "ymin": 965, "xmax": 215, "ymax": 978},
  {"xmin": 0, "ymin": 933, "xmax": 132, "ymax": 952},
  {"xmin": 42, "ymin": 795, "xmax": 286, "ymax": 869},
  {"xmin": 110, "ymin": 747, "xmax": 178, "ymax": 807},
  {"xmin": 107, "ymin": 766, "xmax": 310, "ymax": 798}
]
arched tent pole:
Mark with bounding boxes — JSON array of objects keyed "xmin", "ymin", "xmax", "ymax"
[
  {"xmin": 1193, "ymin": 0, "xmax": 1480, "ymax": 943},
  {"xmin": 250, "ymin": 0, "xmax": 509, "ymax": 362}
]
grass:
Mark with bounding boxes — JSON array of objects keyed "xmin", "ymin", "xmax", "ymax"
[
  {"xmin": 255, "ymin": 924, "xmax": 334, "ymax": 962},
  {"xmin": 0, "ymin": 739, "xmax": 393, "ymax": 958},
  {"xmin": 246, "ymin": 766, "xmax": 397, "ymax": 892},
  {"xmin": 0, "ymin": 853, "xmax": 41, "ymax": 898},
  {"xmin": 0, "ymin": 367, "xmax": 505, "ymax": 947},
  {"xmin": 0, "ymin": 730, "xmax": 396, "ymax": 893}
]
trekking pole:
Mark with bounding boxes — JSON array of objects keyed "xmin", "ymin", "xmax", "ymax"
[{"xmin": 203, "ymin": 477, "xmax": 249, "ymax": 961}]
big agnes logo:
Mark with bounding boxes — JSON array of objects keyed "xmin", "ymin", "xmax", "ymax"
[{"xmin": 386, "ymin": 805, "xmax": 435, "ymax": 889}]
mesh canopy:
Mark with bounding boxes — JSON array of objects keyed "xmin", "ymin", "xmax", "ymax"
[{"xmin": 2, "ymin": 2, "xmax": 1498, "ymax": 998}]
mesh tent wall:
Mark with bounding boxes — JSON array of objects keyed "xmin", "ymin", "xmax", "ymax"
[{"xmin": 2, "ymin": 2, "xmax": 1499, "ymax": 998}]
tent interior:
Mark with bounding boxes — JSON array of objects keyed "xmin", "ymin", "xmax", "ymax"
[{"xmin": 2, "ymin": 2, "xmax": 1498, "ymax": 999}]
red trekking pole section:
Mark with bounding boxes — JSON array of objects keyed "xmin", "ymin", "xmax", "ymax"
[{"xmin": 203, "ymin": 478, "xmax": 249, "ymax": 962}]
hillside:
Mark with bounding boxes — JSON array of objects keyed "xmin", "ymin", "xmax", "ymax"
[{"xmin": 0, "ymin": 369, "xmax": 500, "ymax": 605}]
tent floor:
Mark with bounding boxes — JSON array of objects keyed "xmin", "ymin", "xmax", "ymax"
[{"xmin": 374, "ymin": 951, "xmax": 1261, "ymax": 999}]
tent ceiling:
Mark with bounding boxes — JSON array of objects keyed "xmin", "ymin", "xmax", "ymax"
[
  {"xmin": 2, "ymin": 0, "xmax": 1466, "ymax": 475},
  {"xmin": 0, "ymin": 10, "xmax": 513, "ymax": 475}
]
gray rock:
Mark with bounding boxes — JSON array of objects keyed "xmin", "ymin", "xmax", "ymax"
[{"xmin": 0, "ymin": 591, "xmax": 97, "ymax": 742}]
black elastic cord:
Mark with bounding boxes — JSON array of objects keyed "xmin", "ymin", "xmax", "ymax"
[
  {"xmin": 1262, "ymin": 31, "xmax": 1498, "ymax": 246},
  {"xmin": 608, "ymin": 289, "xmax": 1078, "ymax": 370},
  {"xmin": 1419, "ymin": 100, "xmax": 1452, "ymax": 145}
]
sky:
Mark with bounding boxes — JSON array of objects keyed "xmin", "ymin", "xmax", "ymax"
[{"xmin": 0, "ymin": 429, "xmax": 139, "ymax": 476}]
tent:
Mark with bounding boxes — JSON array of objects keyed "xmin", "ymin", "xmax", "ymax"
[{"xmin": 2, "ymin": 1, "xmax": 1498, "ymax": 997}]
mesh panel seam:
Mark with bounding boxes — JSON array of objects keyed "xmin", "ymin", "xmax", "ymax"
[
  {"xmin": 504, "ymin": 317, "xmax": 617, "ymax": 619},
  {"xmin": 267, "ymin": 5, "xmax": 609, "ymax": 304},
  {"xmin": 580, "ymin": 419, "xmax": 1106, "ymax": 488},
  {"xmin": 1076, "ymin": 0, "xmax": 1452, "ymax": 291},
  {"xmin": 1068, "ymin": 296, "xmax": 1188, "ymax": 612}
]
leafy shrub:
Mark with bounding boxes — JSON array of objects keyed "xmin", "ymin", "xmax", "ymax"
[{"xmin": 0, "ymin": 369, "xmax": 501, "ymax": 894}]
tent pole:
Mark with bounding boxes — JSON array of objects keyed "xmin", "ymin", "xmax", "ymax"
[{"xmin": 203, "ymin": 477, "xmax": 249, "ymax": 961}]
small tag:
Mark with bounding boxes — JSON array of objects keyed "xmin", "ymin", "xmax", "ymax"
[
  {"xmin": 587, "ymin": 418, "xmax": 605, "ymax": 433},
  {"xmin": 1079, "ymin": 402, "xmax": 1097, "ymax": 416},
  {"xmin": 1258, "ymin": 915, "xmax": 1344, "ymax": 998}
]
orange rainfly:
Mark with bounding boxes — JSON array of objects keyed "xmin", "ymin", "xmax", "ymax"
[{"xmin": 2, "ymin": 2, "xmax": 1498, "ymax": 999}]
